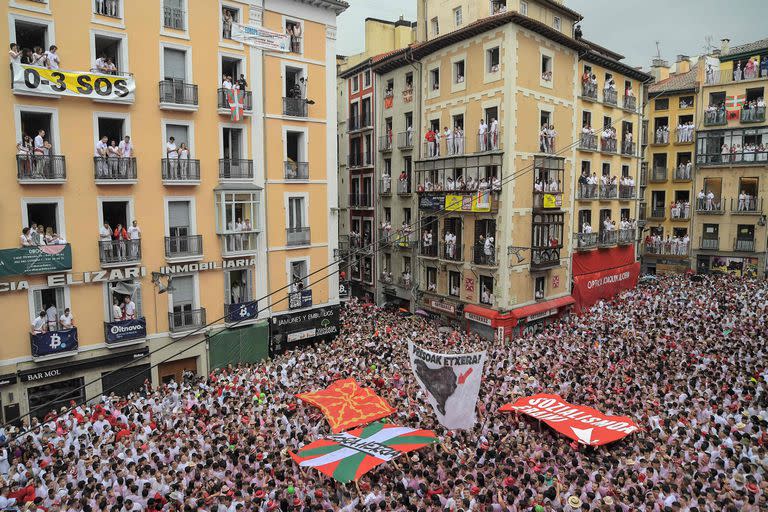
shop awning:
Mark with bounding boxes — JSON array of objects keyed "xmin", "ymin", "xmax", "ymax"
[
  {"xmin": 463, "ymin": 304, "xmax": 501, "ymax": 320},
  {"xmin": 510, "ymin": 295, "xmax": 575, "ymax": 320}
]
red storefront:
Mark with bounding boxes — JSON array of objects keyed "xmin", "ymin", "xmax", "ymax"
[
  {"xmin": 572, "ymin": 246, "xmax": 640, "ymax": 312},
  {"xmin": 463, "ymin": 295, "xmax": 575, "ymax": 341}
]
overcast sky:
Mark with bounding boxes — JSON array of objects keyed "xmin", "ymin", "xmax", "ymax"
[{"xmin": 336, "ymin": 0, "xmax": 768, "ymax": 70}]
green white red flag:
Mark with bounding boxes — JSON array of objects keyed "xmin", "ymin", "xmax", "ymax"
[
  {"xmin": 726, "ymin": 94, "xmax": 746, "ymax": 111},
  {"xmin": 290, "ymin": 422, "xmax": 437, "ymax": 483}
]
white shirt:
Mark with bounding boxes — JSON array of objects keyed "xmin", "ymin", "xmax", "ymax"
[
  {"xmin": 222, "ymin": 80, "xmax": 233, "ymax": 89},
  {"xmin": 99, "ymin": 226, "xmax": 112, "ymax": 241},
  {"xmin": 32, "ymin": 316, "xmax": 46, "ymax": 332},
  {"xmin": 112, "ymin": 304, "xmax": 123, "ymax": 321},
  {"xmin": 119, "ymin": 140, "xmax": 133, "ymax": 158},
  {"xmin": 127, "ymin": 225, "xmax": 141, "ymax": 240},
  {"xmin": 59, "ymin": 313, "xmax": 73, "ymax": 329},
  {"xmin": 34, "ymin": 135, "xmax": 44, "ymax": 150},
  {"xmin": 95, "ymin": 140, "xmax": 108, "ymax": 157},
  {"xmin": 44, "ymin": 51, "xmax": 60, "ymax": 69},
  {"xmin": 124, "ymin": 301, "xmax": 136, "ymax": 318},
  {"xmin": 166, "ymin": 142, "xmax": 179, "ymax": 158},
  {"xmin": 46, "ymin": 306, "xmax": 57, "ymax": 322}
]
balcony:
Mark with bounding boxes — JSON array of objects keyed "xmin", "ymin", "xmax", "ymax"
[
  {"xmin": 161, "ymin": 158, "xmax": 201, "ymax": 184},
  {"xmin": 603, "ymin": 89, "xmax": 618, "ymax": 106},
  {"xmin": 348, "ymin": 153, "xmax": 373, "ymax": 169},
  {"xmin": 420, "ymin": 243, "xmax": 438, "ymax": 258},
  {"xmin": 675, "ymin": 129, "xmax": 694, "ymax": 145},
  {"xmin": 700, "ymin": 237, "xmax": 719, "ymax": 251},
  {"xmin": 289, "ymin": 35, "xmax": 302, "ymax": 54},
  {"xmin": 731, "ymin": 197, "xmax": 763, "ymax": 214},
  {"xmin": 652, "ymin": 131, "xmax": 670, "ymax": 145},
  {"xmin": 703, "ymin": 110, "xmax": 727, "ymax": 127},
  {"xmin": 159, "ymin": 80, "xmax": 198, "ymax": 110},
  {"xmin": 217, "ymin": 88, "xmax": 253, "ymax": 114},
  {"xmin": 349, "ymin": 194, "xmax": 373, "ymax": 209},
  {"xmin": 623, "ymin": 95, "xmax": 637, "ymax": 111},
  {"xmin": 600, "ymin": 138, "xmax": 617, "ymax": 153},
  {"xmin": 394, "ymin": 232, "xmax": 417, "ymax": 250},
  {"xmin": 165, "ymin": 235, "xmax": 203, "ymax": 260},
  {"xmin": 93, "ymin": 157, "xmax": 137, "ymax": 184},
  {"xmin": 599, "ymin": 185, "xmax": 618, "ymax": 200},
  {"xmin": 287, "ymin": 227, "xmax": 311, "ymax": 246},
  {"xmin": 379, "ymin": 135, "xmax": 393, "ymax": 152},
  {"xmin": 618, "ymin": 229, "xmax": 635, "ymax": 245},
  {"xmin": 574, "ymin": 232, "xmax": 598, "ymax": 251},
  {"xmin": 440, "ymin": 242, "xmax": 463, "ymax": 262},
  {"xmin": 423, "ymin": 137, "xmax": 468, "ymax": 158},
  {"xmin": 397, "ymin": 275, "xmax": 413, "ymax": 289},
  {"xmin": 104, "ymin": 318, "xmax": 147, "ymax": 345},
  {"xmin": 99, "ymin": 240, "xmax": 141, "ymax": 267},
  {"xmin": 640, "ymin": 168, "xmax": 647, "ymax": 187},
  {"xmin": 349, "ymin": 236, "xmax": 373, "ymax": 254},
  {"xmin": 705, "ymin": 68, "xmax": 763, "ymax": 85},
  {"xmin": 397, "ymin": 131, "xmax": 414, "ymax": 150},
  {"xmin": 619, "ymin": 185, "xmax": 635, "ymax": 200},
  {"xmin": 533, "ymin": 190, "xmax": 563, "ymax": 210},
  {"xmin": 397, "ymin": 179, "xmax": 412, "ymax": 195},
  {"xmin": 649, "ymin": 167, "xmax": 667, "ymax": 183},
  {"xmin": 576, "ymin": 183, "xmax": 598, "ymax": 200},
  {"xmin": 283, "ymin": 97, "xmax": 308, "ymax": 117},
  {"xmin": 531, "ymin": 246, "xmax": 561, "ymax": 269},
  {"xmin": 472, "ymin": 244, "xmax": 497, "ymax": 266},
  {"xmin": 670, "ymin": 205, "xmax": 691, "ymax": 221},
  {"xmin": 379, "ymin": 177, "xmax": 392, "ymax": 196},
  {"xmin": 695, "ymin": 196, "xmax": 724, "ymax": 214},
  {"xmin": 734, "ymin": 238, "xmax": 755, "ymax": 252},
  {"xmin": 598, "ymin": 230, "xmax": 618, "ymax": 247},
  {"xmin": 169, "ymin": 309, "xmax": 206, "ymax": 334},
  {"xmin": 581, "ymin": 83, "xmax": 598, "ymax": 101},
  {"xmin": 696, "ymin": 149, "xmax": 768, "ymax": 166},
  {"xmin": 477, "ymin": 131, "xmax": 502, "ymax": 153},
  {"xmin": 225, "ymin": 301, "xmax": 259, "ymax": 323},
  {"xmin": 284, "ymin": 161, "xmax": 309, "ymax": 180},
  {"xmin": 649, "ymin": 207, "xmax": 665, "ymax": 220},
  {"xmin": 221, "ymin": 232, "xmax": 258, "ymax": 257},
  {"xmin": 644, "ymin": 241, "xmax": 690, "ymax": 257},
  {"xmin": 30, "ymin": 329, "xmax": 79, "ymax": 359},
  {"xmin": 219, "ymin": 159, "xmax": 253, "ymax": 180},
  {"xmin": 16, "ymin": 155, "xmax": 66, "ymax": 183},
  {"xmin": 379, "ymin": 272, "xmax": 394, "ymax": 285},
  {"xmin": 163, "ymin": 5, "xmax": 185, "ymax": 30},
  {"xmin": 741, "ymin": 106, "xmax": 766, "ymax": 123},
  {"xmin": 672, "ymin": 166, "xmax": 692, "ymax": 182},
  {"xmin": 578, "ymin": 133, "xmax": 598, "ymax": 151},
  {"xmin": 621, "ymin": 140, "xmax": 636, "ymax": 157}
]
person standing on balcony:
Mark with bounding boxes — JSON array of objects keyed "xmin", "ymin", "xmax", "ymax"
[
  {"xmin": 454, "ymin": 125, "xmax": 464, "ymax": 155},
  {"xmin": 443, "ymin": 126, "xmax": 453, "ymax": 156},
  {"xmin": 107, "ymin": 139, "xmax": 120, "ymax": 177},
  {"xmin": 118, "ymin": 135, "xmax": 133, "ymax": 175},
  {"xmin": 478, "ymin": 119, "xmax": 488, "ymax": 151},
  {"xmin": 178, "ymin": 143, "xmax": 190, "ymax": 179},
  {"xmin": 166, "ymin": 136, "xmax": 178, "ymax": 178},
  {"xmin": 45, "ymin": 303, "xmax": 58, "ymax": 332},
  {"xmin": 31, "ymin": 311, "xmax": 47, "ymax": 335},
  {"xmin": 222, "ymin": 74, "xmax": 233, "ymax": 90},
  {"xmin": 112, "ymin": 298, "xmax": 124, "ymax": 322},
  {"xmin": 8, "ymin": 43, "xmax": 21, "ymax": 65},
  {"xmin": 237, "ymin": 74, "xmax": 248, "ymax": 90},
  {"xmin": 123, "ymin": 296, "xmax": 136, "ymax": 320},
  {"xmin": 59, "ymin": 308, "xmax": 74, "ymax": 330},
  {"xmin": 128, "ymin": 220, "xmax": 141, "ymax": 259},
  {"xmin": 44, "ymin": 45, "xmax": 60, "ymax": 70},
  {"xmin": 484, "ymin": 235, "xmax": 495, "ymax": 264},
  {"xmin": 95, "ymin": 52, "xmax": 109, "ymax": 73},
  {"xmin": 424, "ymin": 128, "xmax": 436, "ymax": 158},
  {"xmin": 222, "ymin": 8, "xmax": 233, "ymax": 40},
  {"xmin": 114, "ymin": 223, "xmax": 128, "ymax": 261},
  {"xmin": 706, "ymin": 190, "xmax": 715, "ymax": 211},
  {"xmin": 95, "ymin": 135, "xmax": 108, "ymax": 177},
  {"xmin": 490, "ymin": 118, "xmax": 499, "ymax": 150}
]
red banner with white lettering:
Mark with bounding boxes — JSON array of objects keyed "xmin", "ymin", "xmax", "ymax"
[
  {"xmin": 500, "ymin": 394, "xmax": 639, "ymax": 446},
  {"xmin": 572, "ymin": 262, "xmax": 639, "ymax": 312},
  {"xmin": 572, "ymin": 245, "xmax": 635, "ymax": 276}
]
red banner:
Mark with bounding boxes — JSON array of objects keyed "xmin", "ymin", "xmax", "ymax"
[
  {"xmin": 572, "ymin": 262, "xmax": 639, "ymax": 312},
  {"xmin": 572, "ymin": 245, "xmax": 635, "ymax": 276},
  {"xmin": 297, "ymin": 379, "xmax": 395, "ymax": 433},
  {"xmin": 500, "ymin": 394, "xmax": 638, "ymax": 446}
]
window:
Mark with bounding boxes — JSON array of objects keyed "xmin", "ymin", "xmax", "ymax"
[
  {"xmin": 106, "ymin": 280, "xmax": 143, "ymax": 322},
  {"xmin": 621, "ymin": 164, "xmax": 630, "ymax": 178},
  {"xmin": 167, "ymin": 200, "xmax": 192, "ymax": 238},
  {"xmin": 448, "ymin": 271, "xmax": 460, "ymax": 297},
  {"xmin": 165, "ymin": 123, "xmax": 191, "ymax": 152},
  {"xmin": 553, "ymin": 17, "xmax": 561, "ymax": 31},
  {"xmin": 215, "ymin": 192, "xmax": 260, "ymax": 233},
  {"xmin": 94, "ymin": 0, "xmax": 122, "ymax": 18},
  {"xmin": 426, "ymin": 267, "xmax": 437, "ymax": 291},
  {"xmin": 534, "ymin": 276, "xmax": 545, "ymax": 299},
  {"xmin": 541, "ymin": 54, "xmax": 552, "ymax": 83},
  {"xmin": 163, "ymin": 0, "xmax": 186, "ymax": 30},
  {"xmin": 171, "ymin": 275, "xmax": 195, "ymax": 316},
  {"xmin": 520, "ymin": 1, "xmax": 528, "ymax": 15},
  {"xmin": 679, "ymin": 96, "xmax": 694, "ymax": 109},
  {"xmin": 351, "ymin": 76, "xmax": 359, "ymax": 93},
  {"xmin": 431, "ymin": 17, "xmax": 439, "ymax": 36},
  {"xmin": 430, "ymin": 68, "xmax": 440, "ymax": 91},
  {"xmin": 288, "ymin": 196, "xmax": 306, "ymax": 228},
  {"xmin": 100, "ymin": 199, "xmax": 130, "ymax": 237},
  {"xmin": 285, "ymin": 20, "xmax": 302, "ymax": 53},
  {"xmin": 655, "ymin": 98, "xmax": 669, "ymax": 111},
  {"xmin": 582, "ymin": 110, "xmax": 592, "ymax": 128},
  {"xmin": 221, "ymin": 6, "xmax": 239, "ymax": 40},
  {"xmin": 487, "ymin": 47, "xmax": 500, "ymax": 73},
  {"xmin": 578, "ymin": 209, "xmax": 592, "ymax": 230},
  {"xmin": 225, "ymin": 269, "xmax": 252, "ymax": 306},
  {"xmin": 24, "ymin": 201, "xmax": 64, "ymax": 239},
  {"xmin": 20, "ymin": 110, "xmax": 57, "ymax": 154},
  {"xmin": 454, "ymin": 7, "xmax": 463, "ymax": 26},
  {"xmin": 14, "ymin": 18, "xmax": 50, "ymax": 52},
  {"xmin": 363, "ymin": 70, "xmax": 371, "ymax": 88},
  {"xmin": 162, "ymin": 47, "xmax": 187, "ymax": 81},
  {"xmin": 290, "ymin": 260, "xmax": 308, "ymax": 291},
  {"xmin": 454, "ymin": 60, "xmax": 465, "ymax": 84},
  {"xmin": 405, "ymin": 72, "xmax": 413, "ymax": 90},
  {"xmin": 285, "ymin": 130, "xmax": 307, "ymax": 177},
  {"xmin": 479, "ymin": 276, "xmax": 494, "ymax": 305}
]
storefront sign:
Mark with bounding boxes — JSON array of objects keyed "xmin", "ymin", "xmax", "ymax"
[
  {"xmin": 526, "ymin": 308, "xmax": 558, "ymax": 323},
  {"xmin": 231, "ymin": 23, "xmax": 291, "ymax": 51},
  {"xmin": 0, "ymin": 245, "xmax": 72, "ymax": 278},
  {"xmin": 419, "ymin": 194, "xmax": 444, "ymax": 210},
  {"xmin": 444, "ymin": 193, "xmax": 491, "ymax": 213},
  {"xmin": 429, "ymin": 299, "xmax": 456, "ymax": 315},
  {"xmin": 12, "ymin": 63, "xmax": 135, "ymax": 101},
  {"xmin": 269, "ymin": 305, "xmax": 341, "ymax": 357},
  {"xmin": 105, "ymin": 318, "xmax": 147, "ymax": 344},
  {"xmin": 160, "ymin": 259, "xmax": 256, "ymax": 275},
  {"xmin": 289, "ymin": 289, "xmax": 313, "ymax": 310},
  {"xmin": 226, "ymin": 301, "xmax": 259, "ymax": 322},
  {"xmin": 20, "ymin": 347, "xmax": 149, "ymax": 383},
  {"xmin": 465, "ymin": 311, "xmax": 492, "ymax": 326},
  {"xmin": 47, "ymin": 266, "xmax": 147, "ymax": 287},
  {"xmin": 30, "ymin": 328, "xmax": 79, "ymax": 358},
  {"xmin": 0, "ymin": 373, "xmax": 18, "ymax": 387}
]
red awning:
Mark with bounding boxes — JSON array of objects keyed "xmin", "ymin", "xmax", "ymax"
[
  {"xmin": 462, "ymin": 303, "xmax": 501, "ymax": 320},
  {"xmin": 510, "ymin": 295, "xmax": 576, "ymax": 320}
]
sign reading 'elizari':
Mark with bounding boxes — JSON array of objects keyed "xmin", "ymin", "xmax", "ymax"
[{"xmin": 12, "ymin": 63, "xmax": 136, "ymax": 101}]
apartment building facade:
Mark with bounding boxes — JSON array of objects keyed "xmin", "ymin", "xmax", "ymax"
[{"xmin": 0, "ymin": 0, "xmax": 345, "ymax": 423}]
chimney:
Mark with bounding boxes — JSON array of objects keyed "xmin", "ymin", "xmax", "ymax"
[
  {"xmin": 650, "ymin": 58, "xmax": 670, "ymax": 82},
  {"xmin": 676, "ymin": 54, "xmax": 691, "ymax": 74},
  {"xmin": 721, "ymin": 38, "xmax": 730, "ymax": 53}
]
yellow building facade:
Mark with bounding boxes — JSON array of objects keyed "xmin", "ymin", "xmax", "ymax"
[{"xmin": 0, "ymin": 0, "xmax": 345, "ymax": 422}]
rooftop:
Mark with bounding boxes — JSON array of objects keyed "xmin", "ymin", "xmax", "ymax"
[
  {"xmin": 648, "ymin": 66, "xmax": 698, "ymax": 94},
  {"xmin": 720, "ymin": 38, "xmax": 768, "ymax": 60}
]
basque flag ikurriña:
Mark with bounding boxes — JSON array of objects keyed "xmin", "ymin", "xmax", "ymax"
[{"xmin": 227, "ymin": 88, "xmax": 245, "ymax": 121}]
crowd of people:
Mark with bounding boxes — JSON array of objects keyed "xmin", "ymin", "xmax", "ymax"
[
  {"xmin": 417, "ymin": 174, "xmax": 502, "ymax": 194},
  {"xmin": 99, "ymin": 220, "xmax": 141, "ymax": 262},
  {"xmin": 670, "ymin": 200, "xmax": 692, "ymax": 220},
  {"xmin": 644, "ymin": 233, "xmax": 691, "ymax": 256},
  {"xmin": 1, "ymin": 274, "xmax": 766, "ymax": 511},
  {"xmin": 95, "ymin": 136, "xmax": 135, "ymax": 178},
  {"xmin": 16, "ymin": 129, "xmax": 57, "ymax": 180},
  {"xmin": 9, "ymin": 43, "xmax": 61, "ymax": 70},
  {"xmin": 675, "ymin": 122, "xmax": 695, "ymax": 144},
  {"xmin": 717, "ymin": 143, "xmax": 768, "ymax": 163},
  {"xmin": 577, "ymin": 173, "xmax": 635, "ymax": 200},
  {"xmin": 31, "ymin": 305, "xmax": 75, "ymax": 335},
  {"xmin": 19, "ymin": 223, "xmax": 67, "ymax": 248}
]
